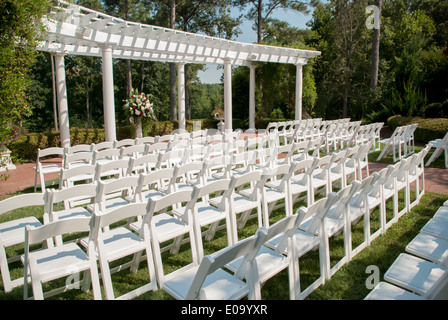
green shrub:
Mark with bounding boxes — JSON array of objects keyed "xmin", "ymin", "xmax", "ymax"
[
  {"xmin": 6, "ymin": 119, "xmax": 240, "ymax": 162},
  {"xmin": 387, "ymin": 115, "xmax": 448, "ymax": 143}
]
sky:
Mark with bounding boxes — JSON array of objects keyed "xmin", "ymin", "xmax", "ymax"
[{"xmin": 197, "ymin": 7, "xmax": 314, "ymax": 84}]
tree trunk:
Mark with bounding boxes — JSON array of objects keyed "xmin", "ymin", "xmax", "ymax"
[
  {"xmin": 169, "ymin": 0, "xmax": 177, "ymax": 120},
  {"xmin": 370, "ymin": 0, "xmax": 382, "ymax": 90},
  {"xmin": 257, "ymin": 0, "xmax": 263, "ymax": 43}
]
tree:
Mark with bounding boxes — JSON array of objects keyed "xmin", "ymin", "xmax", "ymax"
[
  {"xmin": 369, "ymin": 0, "xmax": 382, "ymax": 90},
  {"xmin": 233, "ymin": 0, "xmax": 314, "ymax": 43},
  {"xmin": 0, "ymin": 0, "xmax": 50, "ymax": 145}
]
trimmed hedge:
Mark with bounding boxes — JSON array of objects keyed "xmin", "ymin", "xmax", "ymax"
[
  {"xmin": 7, "ymin": 119, "xmax": 246, "ymax": 162},
  {"xmin": 387, "ymin": 115, "xmax": 448, "ymax": 143}
]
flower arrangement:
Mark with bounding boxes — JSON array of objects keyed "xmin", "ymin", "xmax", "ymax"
[
  {"xmin": 210, "ymin": 107, "xmax": 224, "ymax": 119},
  {"xmin": 124, "ymin": 89, "xmax": 156, "ymax": 120}
]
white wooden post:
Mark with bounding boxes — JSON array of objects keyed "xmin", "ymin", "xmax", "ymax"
[
  {"xmin": 54, "ymin": 53, "xmax": 71, "ymax": 148},
  {"xmin": 223, "ymin": 58, "xmax": 233, "ymax": 133},
  {"xmin": 177, "ymin": 62, "xmax": 186, "ymax": 132},
  {"xmin": 101, "ymin": 45, "xmax": 116, "ymax": 142},
  {"xmin": 295, "ymin": 58, "xmax": 308, "ymax": 121},
  {"xmin": 249, "ymin": 63, "xmax": 256, "ymax": 132}
]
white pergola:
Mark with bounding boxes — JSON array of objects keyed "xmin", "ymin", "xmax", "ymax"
[{"xmin": 40, "ymin": 0, "xmax": 321, "ymax": 147}]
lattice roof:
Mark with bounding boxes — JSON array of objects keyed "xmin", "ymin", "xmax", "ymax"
[{"xmin": 39, "ymin": 0, "xmax": 320, "ymax": 66}]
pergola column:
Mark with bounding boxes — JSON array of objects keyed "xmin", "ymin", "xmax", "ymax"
[
  {"xmin": 249, "ymin": 63, "xmax": 256, "ymax": 132},
  {"xmin": 177, "ymin": 62, "xmax": 186, "ymax": 132},
  {"xmin": 223, "ymin": 58, "xmax": 233, "ymax": 133},
  {"xmin": 54, "ymin": 53, "xmax": 71, "ymax": 148},
  {"xmin": 295, "ymin": 58, "xmax": 308, "ymax": 121},
  {"xmin": 101, "ymin": 45, "xmax": 116, "ymax": 142}
]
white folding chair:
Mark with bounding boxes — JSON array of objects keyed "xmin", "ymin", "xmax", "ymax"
[
  {"xmin": 409, "ymin": 146, "xmax": 430, "ymax": 207},
  {"xmin": 278, "ymin": 194, "xmax": 337, "ymax": 299},
  {"xmin": 23, "ymin": 216, "xmax": 101, "ymax": 300},
  {"xmin": 345, "ymin": 174, "xmax": 379, "ymax": 257},
  {"xmin": 87, "ymin": 202, "xmax": 157, "ymax": 300},
  {"xmin": 214, "ymin": 170, "xmax": 263, "ymax": 236},
  {"xmin": 309, "ymin": 154, "xmax": 333, "ymax": 203},
  {"xmin": 0, "ymin": 193, "xmax": 44, "ymax": 292},
  {"xmin": 256, "ymin": 164, "xmax": 293, "ymax": 228},
  {"xmin": 140, "ymin": 190, "xmax": 198, "ymax": 287},
  {"xmin": 185, "ymin": 179, "xmax": 234, "ymax": 261},
  {"xmin": 288, "ymin": 158, "xmax": 316, "ymax": 209},
  {"xmin": 426, "ymin": 131, "xmax": 448, "ymax": 168},
  {"xmin": 34, "ymin": 147, "xmax": 64, "ymax": 192},
  {"xmin": 226, "ymin": 214, "xmax": 302, "ymax": 299},
  {"xmin": 161, "ymin": 227, "xmax": 268, "ymax": 300}
]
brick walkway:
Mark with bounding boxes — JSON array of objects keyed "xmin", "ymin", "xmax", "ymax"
[{"xmin": 0, "ymin": 156, "xmax": 446, "ymax": 198}]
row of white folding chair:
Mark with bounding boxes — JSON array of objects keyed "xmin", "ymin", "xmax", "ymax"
[
  {"xmin": 365, "ymin": 203, "xmax": 448, "ymax": 300},
  {"xmin": 349, "ymin": 122, "xmax": 384, "ymax": 152},
  {"xmin": 425, "ymin": 130, "xmax": 448, "ymax": 168},
  {"xmin": 377, "ymin": 123, "xmax": 418, "ymax": 162}
]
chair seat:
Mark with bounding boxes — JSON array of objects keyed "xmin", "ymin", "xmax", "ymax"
[
  {"xmin": 22, "ymin": 242, "xmax": 91, "ymax": 283},
  {"xmin": 384, "ymin": 253, "xmax": 447, "ymax": 297},
  {"xmin": 35, "ymin": 164, "xmax": 62, "ymax": 174},
  {"xmin": 226, "ymin": 245, "xmax": 288, "ymax": 282},
  {"xmin": 56, "ymin": 207, "xmax": 92, "ymax": 220},
  {"xmin": 135, "ymin": 213, "xmax": 189, "ymax": 243},
  {"xmin": 210, "ymin": 194, "xmax": 257, "ymax": 214},
  {"xmin": 406, "ymin": 233, "xmax": 448, "ymax": 266},
  {"xmin": 0, "ymin": 217, "xmax": 42, "ymax": 247},
  {"xmin": 365, "ymin": 282, "xmax": 427, "ymax": 300},
  {"xmin": 434, "ymin": 206, "xmax": 448, "ymax": 221},
  {"xmin": 421, "ymin": 218, "xmax": 448, "ymax": 240},
  {"xmin": 162, "ymin": 265, "xmax": 248, "ymax": 300},
  {"xmin": 195, "ymin": 203, "xmax": 228, "ymax": 226},
  {"xmin": 92, "ymin": 227, "xmax": 146, "ymax": 262}
]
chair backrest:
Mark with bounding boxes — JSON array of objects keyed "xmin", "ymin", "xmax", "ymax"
[
  {"xmin": 37, "ymin": 147, "xmax": 64, "ymax": 160},
  {"xmin": 146, "ymin": 142, "xmax": 169, "ymax": 154},
  {"xmin": 45, "ymin": 184, "xmax": 97, "ymax": 222},
  {"xmin": 0, "ymin": 193, "xmax": 45, "ymax": 216},
  {"xmin": 65, "ymin": 144, "xmax": 93, "ymax": 155},
  {"xmin": 191, "ymin": 179, "xmax": 231, "ymax": 208},
  {"xmin": 25, "ymin": 216, "xmax": 92, "ymax": 249},
  {"xmin": 328, "ymin": 181, "xmax": 362, "ymax": 219},
  {"xmin": 95, "ymin": 175, "xmax": 139, "ymax": 211},
  {"xmin": 145, "ymin": 189, "xmax": 194, "ymax": 225},
  {"xmin": 94, "ymin": 158, "xmax": 130, "ymax": 181},
  {"xmin": 64, "ymin": 151, "xmax": 93, "ymax": 169},
  {"xmin": 128, "ymin": 153, "xmax": 159, "ymax": 175},
  {"xmin": 91, "ymin": 141, "xmax": 114, "ymax": 151},
  {"xmin": 114, "ymin": 138, "xmax": 136, "ymax": 149},
  {"xmin": 185, "ymin": 227, "xmax": 268, "ymax": 300},
  {"xmin": 135, "ymin": 168, "xmax": 175, "ymax": 201},
  {"xmin": 135, "ymin": 136, "xmax": 157, "ymax": 145},
  {"xmin": 94, "ymin": 202, "xmax": 147, "ymax": 232},
  {"xmin": 92, "ymin": 148, "xmax": 121, "ymax": 165},
  {"xmin": 119, "ymin": 144, "xmax": 146, "ymax": 158}
]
